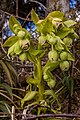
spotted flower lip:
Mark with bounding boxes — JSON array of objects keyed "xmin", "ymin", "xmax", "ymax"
[{"xmin": 20, "ymin": 39, "xmax": 30, "ymax": 51}]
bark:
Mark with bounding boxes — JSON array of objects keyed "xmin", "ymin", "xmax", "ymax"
[{"xmin": 46, "ymin": 0, "xmax": 70, "ymax": 16}]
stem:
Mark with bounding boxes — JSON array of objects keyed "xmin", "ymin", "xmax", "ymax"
[
  {"xmin": 51, "ymin": 45, "xmax": 54, "ymax": 51},
  {"xmin": 37, "ymin": 58, "xmax": 44, "ymax": 99},
  {"xmin": 37, "ymin": 58, "xmax": 42, "ymax": 81}
]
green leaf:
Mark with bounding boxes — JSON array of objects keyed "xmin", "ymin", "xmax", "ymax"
[
  {"xmin": 0, "ymin": 60, "xmax": 13, "ymax": 86},
  {"xmin": 31, "ymin": 9, "xmax": 39, "ymax": 24},
  {"xmin": 47, "ymin": 11, "xmax": 64, "ymax": 19},
  {"xmin": 14, "ymin": 41, "xmax": 22, "ymax": 55},
  {"xmin": 5, "ymin": 62, "xmax": 18, "ymax": 79},
  {"xmin": 44, "ymin": 90, "xmax": 61, "ymax": 111},
  {"xmin": 0, "ymin": 104, "xmax": 10, "ymax": 112},
  {"xmin": 8, "ymin": 45, "xmax": 15, "ymax": 55},
  {"xmin": 19, "ymin": 53, "xmax": 27, "ymax": 61},
  {"xmin": 39, "ymin": 51, "xmax": 45, "ymax": 58},
  {"xmin": 36, "ymin": 20, "xmax": 45, "ymax": 32},
  {"xmin": 43, "ymin": 60, "xmax": 59, "ymax": 73},
  {"xmin": 0, "ymin": 83, "xmax": 13, "ymax": 99},
  {"xmin": 46, "ymin": 70, "xmax": 54, "ymax": 79},
  {"xmin": 21, "ymin": 91, "xmax": 37, "ymax": 107},
  {"xmin": 64, "ymin": 20, "xmax": 76, "ymax": 27},
  {"xmin": 9, "ymin": 15, "xmax": 22, "ymax": 33},
  {"xmin": 3, "ymin": 36, "xmax": 18, "ymax": 47},
  {"xmin": 26, "ymin": 77, "xmax": 39, "ymax": 85},
  {"xmin": 73, "ymin": 32, "xmax": 79, "ymax": 39},
  {"xmin": 64, "ymin": 76, "xmax": 74, "ymax": 96},
  {"xmin": 42, "ymin": 19, "xmax": 53, "ymax": 34},
  {"xmin": 31, "ymin": 49, "xmax": 44, "ymax": 56},
  {"xmin": 27, "ymin": 51, "xmax": 36, "ymax": 63},
  {"xmin": 57, "ymin": 27, "xmax": 71, "ymax": 39},
  {"xmin": 67, "ymin": 53, "xmax": 75, "ymax": 61}
]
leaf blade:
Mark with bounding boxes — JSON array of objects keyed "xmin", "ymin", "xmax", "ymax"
[
  {"xmin": 3, "ymin": 36, "xmax": 18, "ymax": 47},
  {"xmin": 31, "ymin": 9, "xmax": 39, "ymax": 24}
]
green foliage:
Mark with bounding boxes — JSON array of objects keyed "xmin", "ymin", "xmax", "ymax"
[
  {"xmin": 0, "ymin": 60, "xmax": 13, "ymax": 86},
  {"xmin": 31, "ymin": 9, "xmax": 39, "ymax": 24},
  {"xmin": 3, "ymin": 10, "xmax": 79, "ymax": 115},
  {"xmin": 9, "ymin": 16, "xmax": 22, "ymax": 33},
  {"xmin": 64, "ymin": 76, "xmax": 74, "ymax": 96},
  {"xmin": 3, "ymin": 36, "xmax": 18, "ymax": 47},
  {"xmin": 63, "ymin": 20, "xmax": 76, "ymax": 27},
  {"xmin": 21, "ymin": 91, "xmax": 38, "ymax": 107},
  {"xmin": 47, "ymin": 11, "xmax": 64, "ymax": 19}
]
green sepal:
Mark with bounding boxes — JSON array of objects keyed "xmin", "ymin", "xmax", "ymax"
[
  {"xmin": 31, "ymin": 49, "xmax": 45, "ymax": 57},
  {"xmin": 47, "ymin": 11, "xmax": 64, "ymax": 20},
  {"xmin": 26, "ymin": 77, "xmax": 40, "ymax": 85},
  {"xmin": 31, "ymin": 9, "xmax": 39, "ymax": 24},
  {"xmin": 27, "ymin": 51, "xmax": 37, "ymax": 63},
  {"xmin": 64, "ymin": 20, "xmax": 76, "ymax": 27},
  {"xmin": 57, "ymin": 27, "xmax": 71, "ymax": 39},
  {"xmin": 19, "ymin": 53, "xmax": 27, "ymax": 62},
  {"xmin": 21, "ymin": 91, "xmax": 38, "ymax": 108},
  {"xmin": 3, "ymin": 36, "xmax": 18, "ymax": 47},
  {"xmin": 9, "ymin": 15, "xmax": 22, "ymax": 33},
  {"xmin": 44, "ymin": 90, "xmax": 61, "ymax": 111},
  {"xmin": 43, "ymin": 60, "xmax": 59, "ymax": 73}
]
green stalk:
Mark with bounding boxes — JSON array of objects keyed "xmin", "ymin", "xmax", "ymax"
[
  {"xmin": 37, "ymin": 58, "xmax": 42, "ymax": 81},
  {"xmin": 51, "ymin": 45, "xmax": 54, "ymax": 51},
  {"xmin": 37, "ymin": 58, "xmax": 44, "ymax": 100}
]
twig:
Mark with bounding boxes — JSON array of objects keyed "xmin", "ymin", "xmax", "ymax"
[
  {"xmin": 16, "ymin": 0, "xmax": 18, "ymax": 17},
  {"xmin": 24, "ymin": 114, "xmax": 80, "ymax": 120},
  {"xmin": 73, "ymin": 66, "xmax": 80, "ymax": 73},
  {"xmin": 22, "ymin": 11, "xmax": 32, "ymax": 27},
  {"xmin": 0, "ymin": 9, "xmax": 32, "ymax": 21},
  {"xmin": 29, "ymin": 0, "xmax": 49, "ymax": 13},
  {"xmin": 0, "ymin": 112, "xmax": 80, "ymax": 119},
  {"xmin": 11, "ymin": 106, "xmax": 15, "ymax": 120}
]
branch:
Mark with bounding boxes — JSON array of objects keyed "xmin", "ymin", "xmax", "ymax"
[
  {"xmin": 16, "ymin": 0, "xmax": 18, "ymax": 17},
  {"xmin": 29, "ymin": 0, "xmax": 49, "ymax": 13},
  {"xmin": 0, "ymin": 9, "xmax": 32, "ymax": 21},
  {"xmin": 25, "ymin": 114, "xmax": 80, "ymax": 120}
]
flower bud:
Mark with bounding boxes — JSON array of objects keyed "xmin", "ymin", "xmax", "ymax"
[
  {"xmin": 63, "ymin": 37, "xmax": 72, "ymax": 46},
  {"xmin": 47, "ymin": 79, "xmax": 56, "ymax": 88},
  {"xmin": 60, "ymin": 51, "xmax": 68, "ymax": 60},
  {"xmin": 60, "ymin": 61, "xmax": 70, "ymax": 71},
  {"xmin": 48, "ymin": 50, "xmax": 59, "ymax": 61},
  {"xmin": 17, "ymin": 30, "xmax": 26, "ymax": 39},
  {"xmin": 38, "ymin": 35, "xmax": 46, "ymax": 45}
]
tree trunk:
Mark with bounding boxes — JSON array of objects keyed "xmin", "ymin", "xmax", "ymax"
[{"xmin": 46, "ymin": 0, "xmax": 70, "ymax": 16}]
